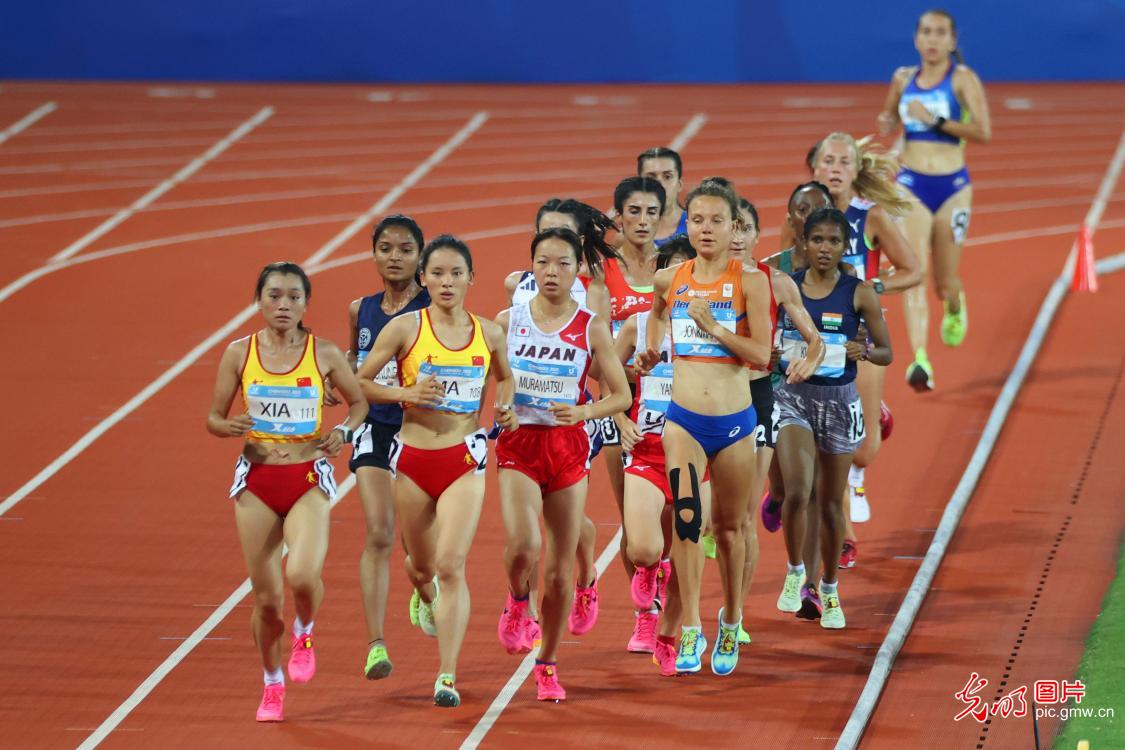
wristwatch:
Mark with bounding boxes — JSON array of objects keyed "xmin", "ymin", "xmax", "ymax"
[
  {"xmin": 872, "ymin": 278, "xmax": 886, "ymax": 294},
  {"xmin": 931, "ymin": 116, "xmax": 948, "ymax": 133},
  {"xmin": 333, "ymin": 424, "xmax": 354, "ymax": 443}
]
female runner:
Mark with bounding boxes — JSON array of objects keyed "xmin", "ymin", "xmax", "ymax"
[
  {"xmin": 879, "ymin": 8, "xmax": 991, "ymax": 388},
  {"xmin": 356, "ymin": 235, "xmax": 516, "ymax": 708},
  {"xmin": 347, "ymin": 215, "xmax": 430, "ymax": 680},
  {"xmin": 207, "ymin": 262, "xmax": 368, "ymax": 722},
  {"xmin": 637, "ymin": 147, "xmax": 688, "ymax": 245},
  {"xmin": 774, "ymin": 209, "xmax": 892, "ymax": 629},
  {"xmin": 504, "ymin": 198, "xmax": 616, "ymax": 637},
  {"xmin": 638, "ymin": 181, "xmax": 773, "ymax": 675},
  {"xmin": 495, "ymin": 227, "xmax": 631, "ymax": 701},
  {"xmin": 813, "ymin": 133, "xmax": 921, "ymax": 558},
  {"xmin": 730, "ymin": 197, "xmax": 825, "ymax": 636}
]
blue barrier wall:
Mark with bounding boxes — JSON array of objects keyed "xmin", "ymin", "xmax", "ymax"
[{"xmin": 4, "ymin": 1, "xmax": 1124, "ymax": 82}]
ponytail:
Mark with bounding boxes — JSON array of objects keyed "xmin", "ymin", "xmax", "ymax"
[{"xmin": 536, "ymin": 198, "xmax": 620, "ymax": 274}]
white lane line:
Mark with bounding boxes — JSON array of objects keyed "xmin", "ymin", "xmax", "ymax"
[
  {"xmin": 460, "ymin": 526, "xmax": 623, "ymax": 750},
  {"xmin": 77, "ymin": 474, "xmax": 354, "ymax": 749},
  {"xmin": 49, "ymin": 107, "xmax": 274, "ymax": 262},
  {"xmin": 0, "ymin": 102, "xmax": 56, "ymax": 145},
  {"xmin": 458, "ymin": 109, "xmax": 709, "ymax": 749},
  {"xmin": 0, "ymin": 111, "xmax": 487, "ymax": 519},
  {"xmin": 670, "ymin": 113, "xmax": 707, "ymax": 151},
  {"xmin": 304, "ymin": 111, "xmax": 487, "ymax": 269},
  {"xmin": 836, "ymin": 127, "xmax": 1125, "ymax": 750}
]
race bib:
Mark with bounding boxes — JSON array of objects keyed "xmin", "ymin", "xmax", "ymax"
[
  {"xmin": 420, "ymin": 361, "xmax": 485, "ymax": 414},
  {"xmin": 511, "ymin": 356, "xmax": 579, "ymax": 410},
  {"xmin": 638, "ymin": 362, "xmax": 674, "ymax": 434},
  {"xmin": 899, "ymin": 92, "xmax": 952, "ymax": 133},
  {"xmin": 670, "ymin": 303, "xmax": 736, "ymax": 358},
  {"xmin": 778, "ymin": 329, "xmax": 848, "ymax": 379},
  {"xmin": 246, "ymin": 384, "xmax": 320, "ymax": 436}
]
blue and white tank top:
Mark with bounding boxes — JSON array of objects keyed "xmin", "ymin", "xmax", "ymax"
[
  {"xmin": 843, "ymin": 197, "xmax": 879, "ymax": 281},
  {"xmin": 511, "ymin": 271, "xmax": 588, "ymax": 308},
  {"xmin": 507, "ymin": 302, "xmax": 594, "ymax": 427},
  {"xmin": 355, "ymin": 289, "xmax": 431, "ymax": 425},
  {"xmin": 633, "ymin": 312, "xmax": 673, "ymax": 436},
  {"xmin": 899, "ymin": 64, "xmax": 964, "ymax": 146},
  {"xmin": 778, "ymin": 269, "xmax": 862, "ymax": 386}
]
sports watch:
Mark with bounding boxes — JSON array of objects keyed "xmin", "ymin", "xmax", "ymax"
[{"xmin": 333, "ymin": 424, "xmax": 354, "ymax": 443}]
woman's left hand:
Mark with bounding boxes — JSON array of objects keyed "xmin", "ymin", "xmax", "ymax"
[
  {"xmin": 317, "ymin": 428, "xmax": 346, "ymax": 457},
  {"xmin": 495, "ymin": 404, "xmax": 519, "ymax": 432},
  {"xmin": 906, "ymin": 99, "xmax": 934, "ymax": 124},
  {"xmin": 845, "ymin": 340, "xmax": 868, "ymax": 362},
  {"xmin": 548, "ymin": 402, "xmax": 587, "ymax": 427}
]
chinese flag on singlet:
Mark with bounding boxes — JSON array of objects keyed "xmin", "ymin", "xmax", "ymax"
[
  {"xmin": 296, "ymin": 377, "xmax": 313, "ymax": 387},
  {"xmin": 472, "ymin": 356, "xmax": 485, "ymax": 366}
]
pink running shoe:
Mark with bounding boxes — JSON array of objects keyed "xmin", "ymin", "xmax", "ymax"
[
  {"xmin": 627, "ymin": 611, "xmax": 659, "ymax": 653},
  {"xmin": 255, "ymin": 683, "xmax": 285, "ymax": 722},
  {"xmin": 534, "ymin": 662, "xmax": 567, "ymax": 702},
  {"xmin": 880, "ymin": 400, "xmax": 894, "ymax": 441},
  {"xmin": 527, "ymin": 618, "xmax": 542, "ymax": 648},
  {"xmin": 656, "ymin": 560, "xmax": 672, "ymax": 606},
  {"xmin": 288, "ymin": 632, "xmax": 316, "ymax": 683},
  {"xmin": 839, "ymin": 539, "xmax": 858, "ymax": 569},
  {"xmin": 760, "ymin": 490, "xmax": 782, "ymax": 533},
  {"xmin": 630, "ymin": 564, "xmax": 660, "ymax": 610},
  {"xmin": 497, "ymin": 593, "xmax": 532, "ymax": 655},
  {"xmin": 568, "ymin": 581, "xmax": 599, "ymax": 635},
  {"xmin": 652, "ymin": 639, "xmax": 677, "ymax": 677}
]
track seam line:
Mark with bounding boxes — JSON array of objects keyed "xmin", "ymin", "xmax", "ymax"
[
  {"xmin": 835, "ymin": 125, "xmax": 1125, "ymax": 750},
  {"xmin": 459, "ymin": 527, "xmax": 623, "ymax": 750},
  {"xmin": 457, "ymin": 111, "xmax": 707, "ymax": 749},
  {"xmin": 49, "ymin": 106, "xmax": 274, "ymax": 262},
  {"xmin": 0, "ymin": 111, "xmax": 488, "ymax": 519},
  {"xmin": 0, "ymin": 101, "xmax": 57, "ymax": 145},
  {"xmin": 75, "ymin": 475, "xmax": 356, "ymax": 750}
]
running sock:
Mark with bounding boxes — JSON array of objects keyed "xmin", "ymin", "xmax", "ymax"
[
  {"xmin": 681, "ymin": 625, "xmax": 702, "ymax": 634},
  {"xmin": 820, "ymin": 579, "xmax": 838, "ymax": 596},
  {"xmin": 721, "ymin": 616, "xmax": 741, "ymax": 630},
  {"xmin": 534, "ymin": 659, "xmax": 556, "ymax": 667},
  {"xmin": 788, "ymin": 562, "xmax": 806, "ymax": 577},
  {"xmin": 293, "ymin": 617, "xmax": 314, "ymax": 636},
  {"xmin": 849, "ymin": 465, "xmax": 865, "ymax": 488},
  {"xmin": 512, "ymin": 591, "xmax": 530, "ymax": 601},
  {"xmin": 263, "ymin": 667, "xmax": 285, "ymax": 686},
  {"xmin": 656, "ymin": 634, "xmax": 677, "ymax": 647}
]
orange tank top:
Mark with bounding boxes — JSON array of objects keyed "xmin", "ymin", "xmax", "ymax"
[{"xmin": 665, "ymin": 259, "xmax": 748, "ymax": 365}]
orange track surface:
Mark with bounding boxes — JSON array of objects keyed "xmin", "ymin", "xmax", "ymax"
[{"xmin": 0, "ymin": 82, "xmax": 1122, "ymax": 749}]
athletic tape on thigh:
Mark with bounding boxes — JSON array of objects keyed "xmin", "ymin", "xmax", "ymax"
[{"xmin": 670, "ymin": 463, "xmax": 702, "ymax": 543}]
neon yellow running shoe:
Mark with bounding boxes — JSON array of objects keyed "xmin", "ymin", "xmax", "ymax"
[
  {"xmin": 364, "ymin": 643, "xmax": 393, "ymax": 680},
  {"xmin": 737, "ymin": 625, "xmax": 751, "ymax": 645},
  {"xmin": 906, "ymin": 349, "xmax": 935, "ymax": 393},
  {"xmin": 417, "ymin": 578, "xmax": 439, "ymax": 637},
  {"xmin": 941, "ymin": 292, "xmax": 968, "ymax": 347},
  {"xmin": 409, "ymin": 588, "xmax": 420, "ymax": 627},
  {"xmin": 777, "ymin": 569, "xmax": 804, "ymax": 613},
  {"xmin": 701, "ymin": 532, "xmax": 717, "ymax": 560},
  {"xmin": 820, "ymin": 589, "xmax": 846, "ymax": 630}
]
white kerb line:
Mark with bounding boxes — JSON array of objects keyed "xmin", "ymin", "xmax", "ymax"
[
  {"xmin": 0, "ymin": 110, "xmax": 489, "ymax": 520},
  {"xmin": 1061, "ymin": 126, "xmax": 1125, "ymax": 279},
  {"xmin": 459, "ymin": 109, "xmax": 706, "ymax": 749},
  {"xmin": 835, "ymin": 127, "xmax": 1125, "ymax": 750},
  {"xmin": 49, "ymin": 106, "xmax": 274, "ymax": 262},
  {"xmin": 76, "ymin": 474, "xmax": 356, "ymax": 750},
  {"xmin": 0, "ymin": 101, "xmax": 57, "ymax": 145},
  {"xmin": 460, "ymin": 527, "xmax": 623, "ymax": 750}
]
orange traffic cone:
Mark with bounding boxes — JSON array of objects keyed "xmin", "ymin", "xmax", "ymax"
[{"xmin": 1073, "ymin": 225, "xmax": 1098, "ymax": 293}]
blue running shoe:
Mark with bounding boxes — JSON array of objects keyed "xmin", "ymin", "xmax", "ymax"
[
  {"xmin": 675, "ymin": 628, "xmax": 707, "ymax": 674},
  {"xmin": 710, "ymin": 608, "xmax": 740, "ymax": 676}
]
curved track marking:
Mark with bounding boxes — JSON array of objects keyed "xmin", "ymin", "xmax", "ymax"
[
  {"xmin": 49, "ymin": 106, "xmax": 274, "ymax": 262},
  {"xmin": 0, "ymin": 102, "xmax": 57, "ymax": 145},
  {"xmin": 0, "ymin": 111, "xmax": 487, "ymax": 519}
]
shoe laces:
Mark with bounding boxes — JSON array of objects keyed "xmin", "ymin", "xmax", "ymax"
[
  {"xmin": 638, "ymin": 568, "xmax": 658, "ymax": 597},
  {"xmin": 823, "ymin": 593, "xmax": 840, "ymax": 609},
  {"xmin": 717, "ymin": 626, "xmax": 738, "ymax": 655},
  {"xmin": 635, "ymin": 613, "xmax": 657, "ymax": 641},
  {"xmin": 503, "ymin": 607, "xmax": 526, "ymax": 635},
  {"xmin": 538, "ymin": 665, "xmax": 560, "ymax": 685},
  {"xmin": 574, "ymin": 588, "xmax": 594, "ymax": 617},
  {"xmin": 783, "ymin": 572, "xmax": 802, "ymax": 597},
  {"xmin": 681, "ymin": 629, "xmax": 701, "ymax": 656},
  {"xmin": 262, "ymin": 685, "xmax": 283, "ymax": 708}
]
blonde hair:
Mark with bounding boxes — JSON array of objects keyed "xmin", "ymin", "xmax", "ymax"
[{"xmin": 816, "ymin": 132, "xmax": 911, "ymax": 216}]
